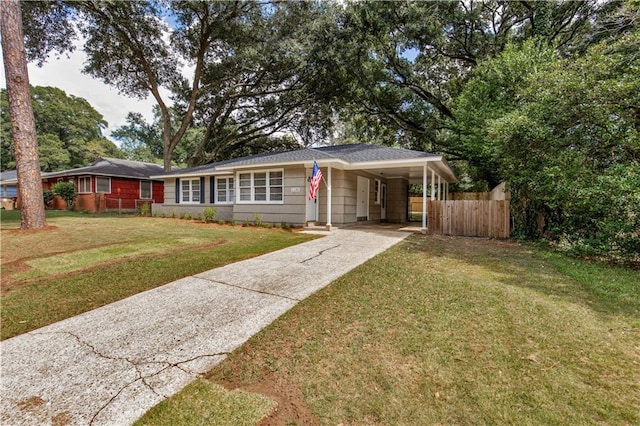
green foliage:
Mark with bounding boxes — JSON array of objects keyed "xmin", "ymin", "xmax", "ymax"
[
  {"xmin": 279, "ymin": 221, "xmax": 292, "ymax": 231},
  {"xmin": 253, "ymin": 213, "xmax": 263, "ymax": 227},
  {"xmin": 138, "ymin": 203, "xmax": 151, "ymax": 217},
  {"xmin": 242, "ymin": 220, "xmax": 249, "ymax": 227},
  {"xmin": 1, "ymin": 86, "xmax": 122, "ymax": 171},
  {"xmin": 51, "ymin": 181, "xmax": 76, "ymax": 210},
  {"xmin": 203, "ymin": 207, "xmax": 217, "ymax": 223},
  {"xmin": 42, "ymin": 189, "xmax": 55, "ymax": 209},
  {"xmin": 230, "ymin": 218, "xmax": 237, "ymax": 226},
  {"xmin": 218, "ymin": 219, "xmax": 225, "ymax": 226},
  {"xmin": 111, "ymin": 111, "xmax": 162, "ymax": 163},
  {"xmin": 460, "ymin": 31, "xmax": 640, "ymax": 264}
]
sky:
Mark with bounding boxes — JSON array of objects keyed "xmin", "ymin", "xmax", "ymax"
[{"xmin": 0, "ymin": 44, "xmax": 158, "ymax": 145}]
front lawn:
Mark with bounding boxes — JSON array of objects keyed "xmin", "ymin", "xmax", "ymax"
[
  {"xmin": 137, "ymin": 235, "xmax": 640, "ymax": 425},
  {"xmin": 0, "ymin": 211, "xmax": 315, "ymax": 340}
]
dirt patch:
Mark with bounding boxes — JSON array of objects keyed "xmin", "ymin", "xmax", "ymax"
[
  {"xmin": 52, "ymin": 412, "xmax": 71, "ymax": 426},
  {"xmin": 3, "ymin": 225, "xmax": 58, "ymax": 234},
  {"xmin": 222, "ymin": 372, "xmax": 319, "ymax": 426},
  {"xmin": 16, "ymin": 396, "xmax": 46, "ymax": 412}
]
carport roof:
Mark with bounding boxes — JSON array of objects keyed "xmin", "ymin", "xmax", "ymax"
[{"xmin": 152, "ymin": 144, "xmax": 457, "ymax": 183}]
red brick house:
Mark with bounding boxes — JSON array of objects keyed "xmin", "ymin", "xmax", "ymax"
[{"xmin": 41, "ymin": 158, "xmax": 166, "ymax": 212}]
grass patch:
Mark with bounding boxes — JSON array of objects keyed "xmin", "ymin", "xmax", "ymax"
[
  {"xmin": 16, "ymin": 237, "xmax": 213, "ymax": 279},
  {"xmin": 140, "ymin": 235, "xmax": 640, "ymax": 425},
  {"xmin": 1, "ymin": 213, "xmax": 315, "ymax": 340},
  {"xmin": 134, "ymin": 379, "xmax": 275, "ymax": 426}
]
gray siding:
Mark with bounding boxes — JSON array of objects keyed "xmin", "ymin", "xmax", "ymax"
[
  {"xmin": 155, "ymin": 166, "xmax": 408, "ymax": 226},
  {"xmin": 232, "ymin": 166, "xmax": 306, "ymax": 225}
]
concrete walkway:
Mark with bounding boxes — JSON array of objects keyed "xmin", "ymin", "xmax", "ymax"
[{"xmin": 0, "ymin": 227, "xmax": 409, "ymax": 425}]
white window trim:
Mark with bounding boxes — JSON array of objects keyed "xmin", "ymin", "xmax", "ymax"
[
  {"xmin": 77, "ymin": 176, "xmax": 92, "ymax": 194},
  {"xmin": 181, "ymin": 178, "xmax": 201, "ymax": 204},
  {"xmin": 140, "ymin": 180, "xmax": 152, "ymax": 199},
  {"xmin": 96, "ymin": 176, "xmax": 111, "ymax": 194},
  {"xmin": 215, "ymin": 176, "xmax": 234, "ymax": 205},
  {"xmin": 235, "ymin": 169, "xmax": 284, "ymax": 204}
]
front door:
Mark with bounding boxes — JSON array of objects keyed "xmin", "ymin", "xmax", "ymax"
[
  {"xmin": 356, "ymin": 176, "xmax": 369, "ymax": 221},
  {"xmin": 381, "ymin": 183, "xmax": 387, "ymax": 221}
]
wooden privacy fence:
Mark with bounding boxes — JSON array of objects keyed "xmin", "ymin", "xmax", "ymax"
[{"xmin": 427, "ymin": 199, "xmax": 510, "ymax": 238}]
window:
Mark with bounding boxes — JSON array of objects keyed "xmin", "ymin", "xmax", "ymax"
[
  {"xmin": 181, "ymin": 178, "xmax": 200, "ymax": 203},
  {"xmin": 77, "ymin": 176, "xmax": 91, "ymax": 193},
  {"xmin": 374, "ymin": 179, "xmax": 381, "ymax": 204},
  {"xmin": 239, "ymin": 173, "xmax": 252, "ymax": 201},
  {"xmin": 215, "ymin": 176, "xmax": 234, "ymax": 204},
  {"xmin": 140, "ymin": 180, "xmax": 152, "ymax": 199},
  {"xmin": 269, "ymin": 171, "xmax": 283, "ymax": 201},
  {"xmin": 96, "ymin": 177, "xmax": 111, "ymax": 193},
  {"xmin": 236, "ymin": 170, "xmax": 283, "ymax": 203}
]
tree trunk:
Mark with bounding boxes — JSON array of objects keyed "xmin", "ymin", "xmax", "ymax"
[{"xmin": 1, "ymin": 0, "xmax": 47, "ymax": 229}]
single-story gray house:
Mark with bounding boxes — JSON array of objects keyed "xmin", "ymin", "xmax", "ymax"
[{"xmin": 150, "ymin": 144, "xmax": 458, "ymax": 230}]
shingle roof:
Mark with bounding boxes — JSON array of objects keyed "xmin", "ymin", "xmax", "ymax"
[
  {"xmin": 316, "ymin": 144, "xmax": 439, "ymax": 162},
  {"xmin": 44, "ymin": 158, "xmax": 165, "ymax": 180},
  {"xmin": 155, "ymin": 144, "xmax": 442, "ymax": 177},
  {"xmin": 0, "ymin": 170, "xmax": 18, "ymax": 183}
]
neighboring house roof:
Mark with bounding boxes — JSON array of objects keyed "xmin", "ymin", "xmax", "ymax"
[
  {"xmin": 0, "ymin": 170, "xmax": 18, "ymax": 184},
  {"xmin": 0, "ymin": 170, "xmax": 18, "ymax": 198},
  {"xmin": 43, "ymin": 158, "xmax": 166, "ymax": 181},
  {"xmin": 153, "ymin": 144, "xmax": 457, "ymax": 183}
]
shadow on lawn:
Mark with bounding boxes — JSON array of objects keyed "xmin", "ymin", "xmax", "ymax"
[{"xmin": 406, "ymin": 234, "xmax": 640, "ymax": 320}]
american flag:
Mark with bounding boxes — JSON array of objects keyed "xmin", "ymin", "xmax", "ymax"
[{"xmin": 308, "ymin": 161, "xmax": 322, "ymax": 200}]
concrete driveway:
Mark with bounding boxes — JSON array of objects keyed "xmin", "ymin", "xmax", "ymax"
[{"xmin": 0, "ymin": 227, "xmax": 409, "ymax": 425}]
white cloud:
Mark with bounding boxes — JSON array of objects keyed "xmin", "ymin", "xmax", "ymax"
[{"xmin": 0, "ymin": 45, "xmax": 159, "ymax": 145}]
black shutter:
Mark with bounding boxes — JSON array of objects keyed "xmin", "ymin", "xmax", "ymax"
[
  {"xmin": 210, "ymin": 176, "xmax": 215, "ymax": 204},
  {"xmin": 200, "ymin": 177, "xmax": 205, "ymax": 204},
  {"xmin": 175, "ymin": 178, "xmax": 180, "ymax": 203}
]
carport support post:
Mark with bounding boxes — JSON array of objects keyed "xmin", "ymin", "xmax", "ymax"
[
  {"xmin": 422, "ymin": 163, "xmax": 427, "ymax": 233},
  {"xmin": 325, "ymin": 166, "xmax": 332, "ymax": 231},
  {"xmin": 431, "ymin": 169, "xmax": 436, "ymax": 199}
]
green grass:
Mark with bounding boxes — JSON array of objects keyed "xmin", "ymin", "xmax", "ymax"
[
  {"xmin": 0, "ymin": 208, "xmax": 121, "ymax": 228},
  {"xmin": 1, "ymin": 212, "xmax": 315, "ymax": 339},
  {"xmin": 15, "ymin": 237, "xmax": 214, "ymax": 279},
  {"xmin": 135, "ymin": 380, "xmax": 275, "ymax": 426},
  {"xmin": 139, "ymin": 235, "xmax": 640, "ymax": 425}
]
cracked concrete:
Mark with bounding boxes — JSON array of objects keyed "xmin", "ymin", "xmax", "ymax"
[{"xmin": 0, "ymin": 227, "xmax": 408, "ymax": 425}]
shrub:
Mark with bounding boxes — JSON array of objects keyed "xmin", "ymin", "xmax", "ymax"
[
  {"xmin": 280, "ymin": 221, "xmax": 292, "ymax": 231},
  {"xmin": 43, "ymin": 189, "xmax": 55, "ymax": 209},
  {"xmin": 253, "ymin": 213, "xmax": 264, "ymax": 227},
  {"xmin": 138, "ymin": 203, "xmax": 151, "ymax": 217},
  {"xmin": 230, "ymin": 218, "xmax": 237, "ymax": 226},
  {"xmin": 218, "ymin": 219, "xmax": 225, "ymax": 226},
  {"xmin": 51, "ymin": 181, "xmax": 76, "ymax": 210},
  {"xmin": 203, "ymin": 207, "xmax": 217, "ymax": 223},
  {"xmin": 242, "ymin": 220, "xmax": 249, "ymax": 227}
]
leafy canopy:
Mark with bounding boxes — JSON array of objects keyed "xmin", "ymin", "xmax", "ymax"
[{"xmin": 1, "ymin": 86, "xmax": 121, "ymax": 172}]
